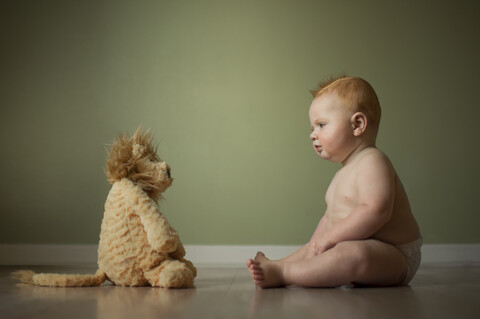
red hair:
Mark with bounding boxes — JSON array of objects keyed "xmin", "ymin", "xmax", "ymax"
[{"xmin": 311, "ymin": 76, "xmax": 381, "ymax": 128}]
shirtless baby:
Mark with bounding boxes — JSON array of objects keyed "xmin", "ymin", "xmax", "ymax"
[{"xmin": 247, "ymin": 76, "xmax": 422, "ymax": 288}]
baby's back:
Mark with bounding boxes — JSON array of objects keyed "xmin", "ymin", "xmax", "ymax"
[{"xmin": 373, "ymin": 173, "xmax": 421, "ymax": 245}]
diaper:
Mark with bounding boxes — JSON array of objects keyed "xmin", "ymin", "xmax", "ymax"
[{"xmin": 396, "ymin": 237, "xmax": 423, "ymax": 285}]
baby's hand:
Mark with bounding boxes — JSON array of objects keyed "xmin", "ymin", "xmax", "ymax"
[
  {"xmin": 305, "ymin": 244, "xmax": 317, "ymax": 259},
  {"xmin": 311, "ymin": 236, "xmax": 335, "ymax": 256},
  {"xmin": 306, "ymin": 240, "xmax": 326, "ymax": 258}
]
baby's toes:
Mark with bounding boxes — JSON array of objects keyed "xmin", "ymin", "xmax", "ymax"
[
  {"xmin": 255, "ymin": 251, "xmax": 265, "ymax": 258},
  {"xmin": 253, "ymin": 270, "xmax": 264, "ymax": 280},
  {"xmin": 255, "ymin": 251, "xmax": 268, "ymax": 262}
]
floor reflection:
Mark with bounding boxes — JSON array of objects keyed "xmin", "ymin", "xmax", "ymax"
[
  {"xmin": 11, "ymin": 282, "xmax": 196, "ymax": 319},
  {"xmin": 249, "ymin": 285, "xmax": 424, "ymax": 319},
  {"xmin": 96, "ymin": 284, "xmax": 196, "ymax": 319}
]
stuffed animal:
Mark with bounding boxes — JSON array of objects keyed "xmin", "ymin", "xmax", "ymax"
[{"xmin": 13, "ymin": 128, "xmax": 196, "ymax": 288}]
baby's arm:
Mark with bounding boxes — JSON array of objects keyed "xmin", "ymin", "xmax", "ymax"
[
  {"xmin": 311, "ymin": 214, "xmax": 328, "ymax": 240},
  {"xmin": 306, "ymin": 215, "xmax": 328, "ymax": 258},
  {"xmin": 275, "ymin": 215, "xmax": 328, "ymax": 262},
  {"xmin": 315, "ymin": 153, "xmax": 395, "ymax": 254}
]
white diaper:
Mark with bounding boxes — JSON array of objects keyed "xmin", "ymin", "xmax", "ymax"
[{"xmin": 396, "ymin": 237, "xmax": 423, "ymax": 285}]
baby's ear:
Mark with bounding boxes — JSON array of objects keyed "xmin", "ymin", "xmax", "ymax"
[
  {"xmin": 132, "ymin": 143, "xmax": 146, "ymax": 159},
  {"xmin": 351, "ymin": 112, "xmax": 367, "ymax": 136}
]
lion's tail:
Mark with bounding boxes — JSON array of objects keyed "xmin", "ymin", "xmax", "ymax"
[{"xmin": 11, "ymin": 269, "xmax": 106, "ymax": 287}]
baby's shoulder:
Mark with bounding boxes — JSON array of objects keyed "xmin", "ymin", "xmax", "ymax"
[{"xmin": 356, "ymin": 147, "xmax": 394, "ymax": 170}]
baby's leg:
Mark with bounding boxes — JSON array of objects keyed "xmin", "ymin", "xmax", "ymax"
[
  {"xmin": 248, "ymin": 239, "xmax": 407, "ymax": 288},
  {"xmin": 246, "ymin": 244, "xmax": 312, "ymax": 282},
  {"xmin": 278, "ymin": 243, "xmax": 313, "ymax": 263},
  {"xmin": 263, "ymin": 243, "xmax": 312, "ymax": 263}
]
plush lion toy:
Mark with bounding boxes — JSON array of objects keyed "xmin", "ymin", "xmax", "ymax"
[{"xmin": 13, "ymin": 128, "xmax": 196, "ymax": 288}]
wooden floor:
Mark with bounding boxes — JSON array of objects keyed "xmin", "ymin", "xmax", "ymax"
[{"xmin": 1, "ymin": 263, "xmax": 479, "ymax": 319}]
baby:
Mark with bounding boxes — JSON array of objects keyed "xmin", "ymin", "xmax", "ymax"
[{"xmin": 247, "ymin": 76, "xmax": 422, "ymax": 288}]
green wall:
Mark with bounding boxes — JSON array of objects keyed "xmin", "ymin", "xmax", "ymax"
[{"xmin": 1, "ymin": 0, "xmax": 479, "ymax": 245}]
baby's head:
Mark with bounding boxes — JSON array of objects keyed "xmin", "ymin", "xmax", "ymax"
[{"xmin": 311, "ymin": 76, "xmax": 381, "ymax": 137}]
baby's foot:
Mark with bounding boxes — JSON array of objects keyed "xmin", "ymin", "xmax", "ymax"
[
  {"xmin": 247, "ymin": 252, "xmax": 265, "ymax": 285},
  {"xmin": 246, "ymin": 258, "xmax": 263, "ymax": 286},
  {"xmin": 246, "ymin": 252, "xmax": 286, "ymax": 288}
]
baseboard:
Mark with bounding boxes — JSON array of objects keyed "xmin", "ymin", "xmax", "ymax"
[{"xmin": 1, "ymin": 244, "xmax": 480, "ymax": 266}]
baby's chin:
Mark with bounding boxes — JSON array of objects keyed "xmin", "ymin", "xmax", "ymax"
[
  {"xmin": 315, "ymin": 149, "xmax": 335, "ymax": 162},
  {"xmin": 314, "ymin": 146, "xmax": 326, "ymax": 158}
]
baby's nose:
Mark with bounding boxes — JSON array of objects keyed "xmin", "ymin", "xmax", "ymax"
[{"xmin": 310, "ymin": 132, "xmax": 316, "ymax": 140}]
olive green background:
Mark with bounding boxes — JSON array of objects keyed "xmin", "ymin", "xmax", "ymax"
[{"xmin": 1, "ymin": 0, "xmax": 479, "ymax": 245}]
